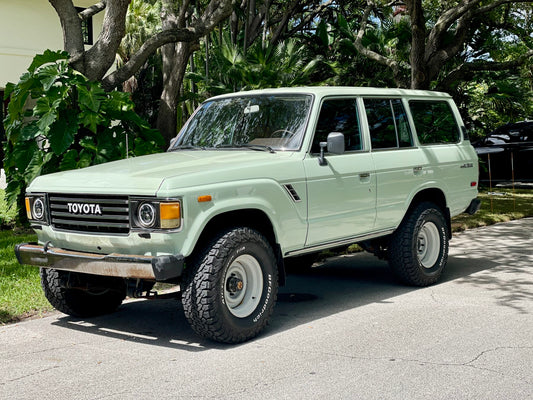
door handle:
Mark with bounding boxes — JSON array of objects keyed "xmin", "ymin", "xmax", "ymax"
[
  {"xmin": 413, "ymin": 166, "xmax": 423, "ymax": 174},
  {"xmin": 359, "ymin": 172, "xmax": 370, "ymax": 178}
]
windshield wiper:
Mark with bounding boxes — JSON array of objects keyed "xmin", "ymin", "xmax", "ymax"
[
  {"xmin": 210, "ymin": 144, "xmax": 276, "ymax": 153},
  {"xmin": 238, "ymin": 144, "xmax": 276, "ymax": 153},
  {"xmin": 169, "ymin": 145, "xmax": 206, "ymax": 151}
]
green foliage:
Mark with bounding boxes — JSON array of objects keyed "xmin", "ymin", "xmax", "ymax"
[
  {"xmin": 185, "ymin": 33, "xmax": 325, "ymax": 105},
  {"xmin": 301, "ymin": 12, "xmax": 401, "ymax": 88},
  {"xmin": 0, "ymin": 189, "xmax": 17, "ymax": 228},
  {"xmin": 3, "ymin": 50, "xmax": 165, "ymax": 222},
  {"xmin": 0, "ymin": 228, "xmax": 51, "ymax": 324}
]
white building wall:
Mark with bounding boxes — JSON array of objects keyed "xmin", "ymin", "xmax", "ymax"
[{"xmin": 0, "ymin": 0, "xmax": 104, "ymax": 89}]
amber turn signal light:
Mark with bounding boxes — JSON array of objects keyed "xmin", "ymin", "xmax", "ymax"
[
  {"xmin": 25, "ymin": 197, "xmax": 32, "ymax": 220},
  {"xmin": 159, "ymin": 202, "xmax": 181, "ymax": 229}
]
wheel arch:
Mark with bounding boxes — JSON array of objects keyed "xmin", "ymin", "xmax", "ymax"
[
  {"xmin": 187, "ymin": 208, "xmax": 286, "ymax": 286},
  {"xmin": 407, "ymin": 188, "xmax": 452, "ymax": 239}
]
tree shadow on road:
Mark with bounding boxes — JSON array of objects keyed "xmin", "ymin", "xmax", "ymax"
[
  {"xmin": 50, "ymin": 219, "xmax": 532, "ymax": 351},
  {"xmin": 444, "ymin": 219, "xmax": 532, "ymax": 314},
  {"xmin": 50, "ymin": 238, "xmax": 517, "ymax": 352}
]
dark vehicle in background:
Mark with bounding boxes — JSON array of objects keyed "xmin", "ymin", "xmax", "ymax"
[{"xmin": 473, "ymin": 120, "xmax": 533, "ymax": 182}]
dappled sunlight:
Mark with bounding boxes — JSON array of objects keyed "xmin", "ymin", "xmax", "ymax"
[{"xmin": 449, "ymin": 219, "xmax": 532, "ymax": 313}]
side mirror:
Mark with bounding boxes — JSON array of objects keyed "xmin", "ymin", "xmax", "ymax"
[
  {"xmin": 318, "ymin": 132, "xmax": 345, "ymax": 166},
  {"xmin": 327, "ymin": 132, "xmax": 345, "ymax": 154}
]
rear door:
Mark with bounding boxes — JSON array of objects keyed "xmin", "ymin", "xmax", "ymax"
[{"xmin": 362, "ymin": 98, "xmax": 428, "ymax": 230}]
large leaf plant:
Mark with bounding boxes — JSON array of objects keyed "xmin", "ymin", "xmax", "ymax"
[{"xmin": 3, "ymin": 50, "xmax": 164, "ymax": 223}]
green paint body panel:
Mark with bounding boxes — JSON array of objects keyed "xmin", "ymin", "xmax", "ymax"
[{"xmin": 25, "ymin": 87, "xmax": 479, "ymax": 272}]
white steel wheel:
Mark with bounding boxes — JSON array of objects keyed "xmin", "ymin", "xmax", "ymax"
[
  {"xmin": 388, "ymin": 202, "xmax": 449, "ymax": 287},
  {"xmin": 182, "ymin": 227, "xmax": 279, "ymax": 343},
  {"xmin": 224, "ymin": 254, "xmax": 263, "ymax": 318},
  {"xmin": 417, "ymin": 221, "xmax": 441, "ymax": 268}
]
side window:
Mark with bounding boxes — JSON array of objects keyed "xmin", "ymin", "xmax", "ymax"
[
  {"xmin": 364, "ymin": 98, "xmax": 413, "ymax": 149},
  {"xmin": 409, "ymin": 100, "xmax": 460, "ymax": 144},
  {"xmin": 311, "ymin": 98, "xmax": 362, "ymax": 153}
]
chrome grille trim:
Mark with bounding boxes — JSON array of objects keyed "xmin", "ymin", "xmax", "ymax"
[{"xmin": 49, "ymin": 194, "xmax": 130, "ymax": 235}]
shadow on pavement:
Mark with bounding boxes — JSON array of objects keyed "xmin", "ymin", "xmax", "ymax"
[
  {"xmin": 51, "ymin": 243, "xmax": 508, "ymax": 352},
  {"xmin": 446, "ymin": 220, "xmax": 532, "ymax": 314}
]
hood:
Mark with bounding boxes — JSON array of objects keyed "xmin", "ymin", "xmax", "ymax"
[{"xmin": 28, "ymin": 150, "xmax": 297, "ymax": 196}]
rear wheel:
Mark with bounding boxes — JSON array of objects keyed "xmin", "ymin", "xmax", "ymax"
[
  {"xmin": 40, "ymin": 268, "xmax": 126, "ymax": 317},
  {"xmin": 388, "ymin": 202, "xmax": 449, "ymax": 286},
  {"xmin": 182, "ymin": 227, "xmax": 278, "ymax": 343}
]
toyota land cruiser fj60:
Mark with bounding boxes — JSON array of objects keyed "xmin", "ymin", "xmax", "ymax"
[{"xmin": 16, "ymin": 87, "xmax": 480, "ymax": 343}]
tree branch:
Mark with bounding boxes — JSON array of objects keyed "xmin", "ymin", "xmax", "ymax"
[
  {"xmin": 200, "ymin": 0, "xmax": 234, "ymax": 29},
  {"xmin": 270, "ymin": 0, "xmax": 302, "ymax": 45},
  {"xmin": 354, "ymin": 2, "xmax": 398, "ymax": 72},
  {"xmin": 429, "ymin": 0, "xmax": 483, "ymax": 47},
  {"xmin": 427, "ymin": 0, "xmax": 533, "ymax": 60},
  {"xmin": 49, "ymin": 0, "xmax": 85, "ymax": 68},
  {"xmin": 473, "ymin": 0, "xmax": 533, "ymax": 16},
  {"xmin": 283, "ymin": 0, "xmax": 334, "ymax": 42},
  {"xmin": 102, "ymin": 27, "xmax": 201, "ymax": 90},
  {"xmin": 426, "ymin": 15, "xmax": 477, "ymax": 81},
  {"xmin": 177, "ymin": 0, "xmax": 190, "ymax": 28},
  {"xmin": 79, "ymin": 1, "xmax": 107, "ymax": 20},
  {"xmin": 437, "ymin": 49, "xmax": 533, "ymax": 91},
  {"xmin": 84, "ymin": 0, "xmax": 130, "ymax": 81}
]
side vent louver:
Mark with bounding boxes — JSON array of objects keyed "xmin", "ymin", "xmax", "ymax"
[{"xmin": 283, "ymin": 184, "xmax": 302, "ymax": 202}]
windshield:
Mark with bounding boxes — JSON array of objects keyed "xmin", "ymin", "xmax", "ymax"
[{"xmin": 170, "ymin": 94, "xmax": 313, "ymax": 151}]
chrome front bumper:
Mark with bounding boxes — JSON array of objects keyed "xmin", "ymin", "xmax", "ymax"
[{"xmin": 15, "ymin": 243, "xmax": 184, "ymax": 281}]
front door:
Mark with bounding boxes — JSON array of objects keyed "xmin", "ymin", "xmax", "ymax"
[{"xmin": 304, "ymin": 97, "xmax": 376, "ymax": 247}]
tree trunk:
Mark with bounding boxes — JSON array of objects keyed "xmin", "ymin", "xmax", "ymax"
[
  {"xmin": 406, "ymin": 0, "xmax": 428, "ymax": 89},
  {"xmin": 156, "ymin": 41, "xmax": 193, "ymax": 143}
]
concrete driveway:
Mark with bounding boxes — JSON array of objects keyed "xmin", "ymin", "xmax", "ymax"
[{"xmin": 1, "ymin": 219, "xmax": 532, "ymax": 399}]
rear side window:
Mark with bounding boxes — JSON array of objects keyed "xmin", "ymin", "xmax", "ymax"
[
  {"xmin": 311, "ymin": 98, "xmax": 362, "ymax": 153},
  {"xmin": 409, "ymin": 100, "xmax": 460, "ymax": 145},
  {"xmin": 364, "ymin": 98, "xmax": 413, "ymax": 149}
]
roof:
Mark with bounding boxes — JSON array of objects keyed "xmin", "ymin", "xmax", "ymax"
[{"xmin": 209, "ymin": 86, "xmax": 452, "ymax": 101}]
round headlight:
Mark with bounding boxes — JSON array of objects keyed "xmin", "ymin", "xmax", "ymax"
[
  {"xmin": 138, "ymin": 203, "xmax": 156, "ymax": 228},
  {"xmin": 32, "ymin": 198, "xmax": 45, "ymax": 220}
]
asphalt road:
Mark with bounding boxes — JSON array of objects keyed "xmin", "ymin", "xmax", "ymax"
[{"xmin": 1, "ymin": 219, "xmax": 532, "ymax": 400}]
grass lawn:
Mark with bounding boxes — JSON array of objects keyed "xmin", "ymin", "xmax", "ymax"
[
  {"xmin": 0, "ymin": 230, "xmax": 53, "ymax": 324},
  {"xmin": 0, "ymin": 187, "xmax": 531, "ymax": 324},
  {"xmin": 0, "ymin": 189, "xmax": 53, "ymax": 323},
  {"xmin": 452, "ymin": 187, "xmax": 533, "ymax": 231}
]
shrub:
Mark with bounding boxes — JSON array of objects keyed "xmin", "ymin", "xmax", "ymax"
[{"xmin": 3, "ymin": 50, "xmax": 164, "ymax": 223}]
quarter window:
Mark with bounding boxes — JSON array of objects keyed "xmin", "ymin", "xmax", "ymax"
[
  {"xmin": 364, "ymin": 98, "xmax": 413, "ymax": 149},
  {"xmin": 311, "ymin": 98, "xmax": 362, "ymax": 153},
  {"xmin": 409, "ymin": 100, "xmax": 460, "ymax": 144}
]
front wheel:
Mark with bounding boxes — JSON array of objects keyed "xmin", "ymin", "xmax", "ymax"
[
  {"xmin": 182, "ymin": 227, "xmax": 278, "ymax": 343},
  {"xmin": 388, "ymin": 202, "xmax": 449, "ymax": 286},
  {"xmin": 40, "ymin": 268, "xmax": 126, "ymax": 317}
]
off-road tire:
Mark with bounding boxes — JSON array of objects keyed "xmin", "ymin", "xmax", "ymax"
[
  {"xmin": 388, "ymin": 202, "xmax": 449, "ymax": 286},
  {"xmin": 182, "ymin": 227, "xmax": 278, "ymax": 344},
  {"xmin": 40, "ymin": 268, "xmax": 127, "ymax": 317}
]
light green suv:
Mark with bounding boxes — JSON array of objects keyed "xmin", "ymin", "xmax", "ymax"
[{"xmin": 16, "ymin": 87, "xmax": 480, "ymax": 343}]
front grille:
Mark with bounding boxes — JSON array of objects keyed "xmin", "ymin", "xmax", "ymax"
[{"xmin": 49, "ymin": 194, "xmax": 130, "ymax": 234}]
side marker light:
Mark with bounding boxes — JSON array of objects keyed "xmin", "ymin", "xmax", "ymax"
[{"xmin": 198, "ymin": 195, "xmax": 212, "ymax": 203}]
